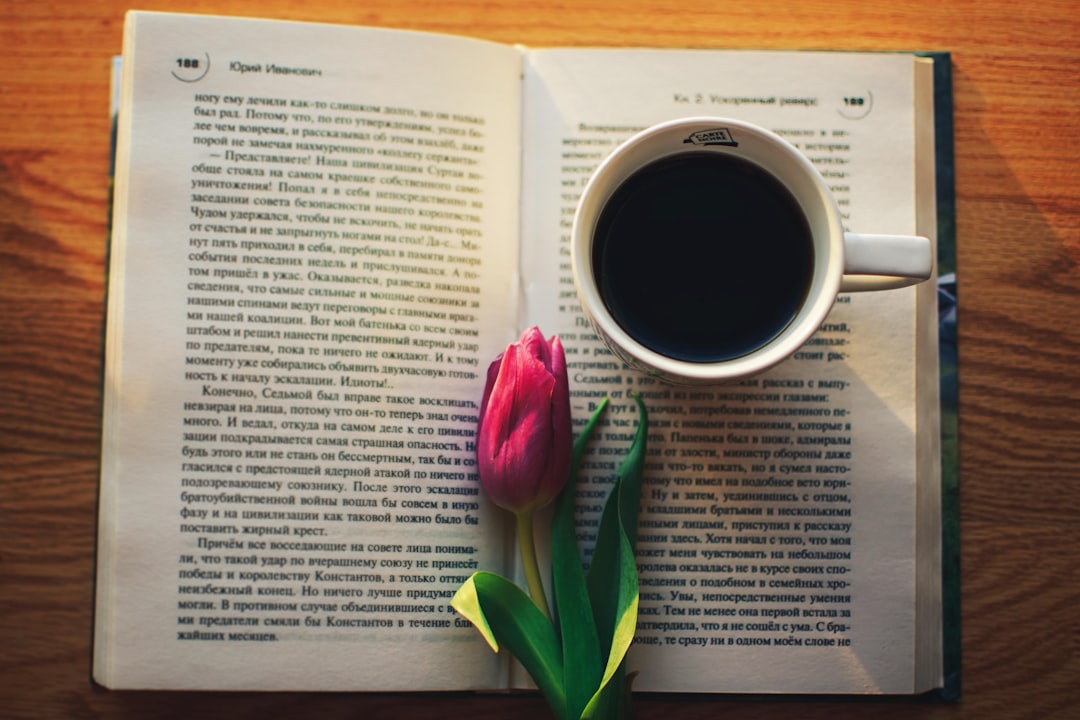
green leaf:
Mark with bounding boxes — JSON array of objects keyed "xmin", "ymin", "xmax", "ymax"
[
  {"xmin": 550, "ymin": 398, "xmax": 608, "ymax": 720},
  {"xmin": 587, "ymin": 392, "xmax": 648, "ymax": 655},
  {"xmin": 451, "ymin": 572, "xmax": 499, "ymax": 652},
  {"xmin": 582, "ymin": 393, "xmax": 648, "ymax": 717},
  {"xmin": 614, "ymin": 392, "xmax": 648, "ymax": 549},
  {"xmin": 451, "ymin": 572, "xmax": 567, "ymax": 718},
  {"xmin": 582, "ymin": 477, "xmax": 640, "ymax": 719}
]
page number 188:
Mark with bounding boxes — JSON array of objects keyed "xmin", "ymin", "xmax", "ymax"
[{"xmin": 171, "ymin": 53, "xmax": 210, "ymax": 83}]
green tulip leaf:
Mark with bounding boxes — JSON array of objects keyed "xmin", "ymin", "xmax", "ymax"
[
  {"xmin": 582, "ymin": 392, "xmax": 648, "ymax": 717},
  {"xmin": 551, "ymin": 397, "xmax": 609, "ymax": 720},
  {"xmin": 614, "ymin": 392, "xmax": 648, "ymax": 549},
  {"xmin": 581, "ymin": 490, "xmax": 639, "ymax": 719},
  {"xmin": 587, "ymin": 392, "xmax": 647, "ymax": 651},
  {"xmin": 450, "ymin": 572, "xmax": 498, "ymax": 652},
  {"xmin": 451, "ymin": 572, "xmax": 567, "ymax": 719}
]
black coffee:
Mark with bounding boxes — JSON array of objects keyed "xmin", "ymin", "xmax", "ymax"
[{"xmin": 592, "ymin": 152, "xmax": 813, "ymax": 363}]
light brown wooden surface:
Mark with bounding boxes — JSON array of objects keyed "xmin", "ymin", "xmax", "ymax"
[{"xmin": 1, "ymin": 1, "xmax": 1077, "ymax": 718}]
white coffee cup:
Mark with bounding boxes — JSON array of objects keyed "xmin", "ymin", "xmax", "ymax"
[{"xmin": 571, "ymin": 116, "xmax": 932, "ymax": 385}]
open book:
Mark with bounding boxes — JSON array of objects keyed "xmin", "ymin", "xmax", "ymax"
[{"xmin": 95, "ymin": 10, "xmax": 958, "ymax": 697}]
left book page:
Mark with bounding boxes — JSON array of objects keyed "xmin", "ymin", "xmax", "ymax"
[{"xmin": 96, "ymin": 12, "xmax": 523, "ymax": 691}]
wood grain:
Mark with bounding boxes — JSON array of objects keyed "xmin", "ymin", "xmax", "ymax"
[{"xmin": 1, "ymin": 1, "xmax": 1077, "ymax": 718}]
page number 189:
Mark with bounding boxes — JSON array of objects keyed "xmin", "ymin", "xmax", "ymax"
[{"xmin": 838, "ymin": 92, "xmax": 873, "ymax": 119}]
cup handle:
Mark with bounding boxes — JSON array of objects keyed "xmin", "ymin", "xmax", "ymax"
[{"xmin": 841, "ymin": 232, "xmax": 933, "ymax": 292}]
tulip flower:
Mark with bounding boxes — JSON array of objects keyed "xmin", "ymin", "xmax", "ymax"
[
  {"xmin": 476, "ymin": 327, "xmax": 572, "ymax": 617},
  {"xmin": 453, "ymin": 382, "xmax": 649, "ymax": 720},
  {"xmin": 455, "ymin": 332, "xmax": 648, "ymax": 719},
  {"xmin": 477, "ymin": 327, "xmax": 572, "ymax": 512}
]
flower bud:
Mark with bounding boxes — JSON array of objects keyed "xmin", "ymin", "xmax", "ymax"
[{"xmin": 476, "ymin": 327, "xmax": 571, "ymax": 514}]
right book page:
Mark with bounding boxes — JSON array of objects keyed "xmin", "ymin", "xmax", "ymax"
[{"xmin": 519, "ymin": 49, "xmax": 942, "ymax": 694}]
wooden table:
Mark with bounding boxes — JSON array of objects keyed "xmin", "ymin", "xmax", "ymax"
[{"xmin": 2, "ymin": 1, "xmax": 1077, "ymax": 718}]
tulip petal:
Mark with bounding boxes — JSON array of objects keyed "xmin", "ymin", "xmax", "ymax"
[
  {"xmin": 476, "ymin": 350, "xmax": 504, "ymax": 442},
  {"xmin": 519, "ymin": 326, "xmax": 553, "ymax": 371},
  {"xmin": 547, "ymin": 335, "xmax": 572, "ymax": 495}
]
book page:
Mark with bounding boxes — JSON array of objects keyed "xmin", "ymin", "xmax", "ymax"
[
  {"xmin": 96, "ymin": 12, "xmax": 523, "ymax": 690},
  {"xmin": 521, "ymin": 49, "xmax": 937, "ymax": 694}
]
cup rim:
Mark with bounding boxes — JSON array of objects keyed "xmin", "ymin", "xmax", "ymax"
[{"xmin": 571, "ymin": 116, "xmax": 845, "ymax": 383}]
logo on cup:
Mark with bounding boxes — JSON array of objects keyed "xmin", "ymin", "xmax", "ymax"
[{"xmin": 683, "ymin": 128, "xmax": 738, "ymax": 147}]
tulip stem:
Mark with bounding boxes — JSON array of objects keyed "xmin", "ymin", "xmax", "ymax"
[{"xmin": 516, "ymin": 509, "xmax": 551, "ymax": 620}]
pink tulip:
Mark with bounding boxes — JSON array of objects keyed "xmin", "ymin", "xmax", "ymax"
[{"xmin": 477, "ymin": 327, "xmax": 572, "ymax": 515}]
